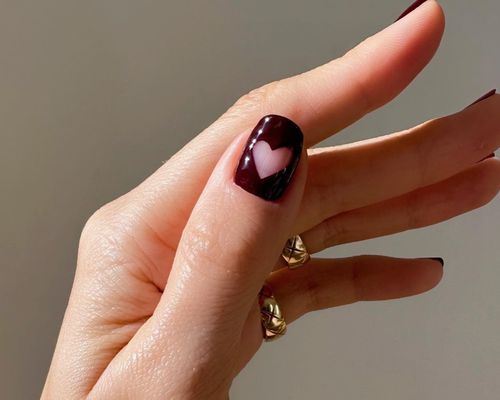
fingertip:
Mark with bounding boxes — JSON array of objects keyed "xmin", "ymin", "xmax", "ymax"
[
  {"xmin": 399, "ymin": 0, "xmax": 445, "ymax": 58},
  {"xmin": 376, "ymin": 257, "xmax": 444, "ymax": 298},
  {"xmin": 392, "ymin": 0, "xmax": 445, "ymax": 60},
  {"xmin": 428, "ymin": 257, "xmax": 444, "ymax": 266},
  {"xmin": 350, "ymin": 0, "xmax": 446, "ymax": 111},
  {"xmin": 395, "ymin": 0, "xmax": 445, "ymax": 31},
  {"xmin": 415, "ymin": 257, "xmax": 445, "ymax": 291},
  {"xmin": 433, "ymin": 3, "xmax": 446, "ymax": 41},
  {"xmin": 428, "ymin": 0, "xmax": 446, "ymax": 32}
]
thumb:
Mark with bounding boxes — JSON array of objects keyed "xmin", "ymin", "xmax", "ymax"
[
  {"xmin": 90, "ymin": 115, "xmax": 306, "ymax": 398},
  {"xmin": 166, "ymin": 114, "xmax": 306, "ymax": 323}
]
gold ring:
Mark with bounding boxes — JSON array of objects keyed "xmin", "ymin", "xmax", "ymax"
[
  {"xmin": 259, "ymin": 285, "xmax": 287, "ymax": 341},
  {"xmin": 281, "ymin": 234, "xmax": 310, "ymax": 269}
]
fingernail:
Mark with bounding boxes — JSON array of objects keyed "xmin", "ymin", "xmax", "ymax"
[
  {"xmin": 428, "ymin": 257, "xmax": 444, "ymax": 266},
  {"xmin": 466, "ymin": 89, "xmax": 497, "ymax": 108},
  {"xmin": 234, "ymin": 115, "xmax": 303, "ymax": 201},
  {"xmin": 396, "ymin": 0, "xmax": 428, "ymax": 21},
  {"xmin": 480, "ymin": 153, "xmax": 495, "ymax": 162}
]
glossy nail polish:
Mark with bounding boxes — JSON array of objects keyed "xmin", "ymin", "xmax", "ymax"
[
  {"xmin": 396, "ymin": 0, "xmax": 427, "ymax": 21},
  {"xmin": 480, "ymin": 153, "xmax": 496, "ymax": 161},
  {"xmin": 234, "ymin": 115, "xmax": 303, "ymax": 201},
  {"xmin": 466, "ymin": 89, "xmax": 496, "ymax": 108},
  {"xmin": 470, "ymin": 91, "xmax": 497, "ymax": 163}
]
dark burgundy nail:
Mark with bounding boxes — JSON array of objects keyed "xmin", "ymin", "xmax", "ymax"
[
  {"xmin": 396, "ymin": 0, "xmax": 428, "ymax": 21},
  {"xmin": 466, "ymin": 89, "xmax": 497, "ymax": 109},
  {"xmin": 428, "ymin": 257, "xmax": 444, "ymax": 266},
  {"xmin": 234, "ymin": 115, "xmax": 303, "ymax": 201},
  {"xmin": 480, "ymin": 153, "xmax": 496, "ymax": 162}
]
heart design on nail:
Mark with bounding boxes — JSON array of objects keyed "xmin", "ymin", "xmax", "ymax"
[
  {"xmin": 253, "ymin": 141, "xmax": 293, "ymax": 179},
  {"xmin": 234, "ymin": 115, "xmax": 303, "ymax": 200}
]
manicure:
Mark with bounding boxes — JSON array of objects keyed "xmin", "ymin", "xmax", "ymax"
[
  {"xmin": 468, "ymin": 90, "xmax": 497, "ymax": 163},
  {"xmin": 480, "ymin": 153, "xmax": 496, "ymax": 162},
  {"xmin": 396, "ymin": 0, "xmax": 428, "ymax": 22},
  {"xmin": 234, "ymin": 115, "xmax": 303, "ymax": 201},
  {"xmin": 466, "ymin": 89, "xmax": 497, "ymax": 109}
]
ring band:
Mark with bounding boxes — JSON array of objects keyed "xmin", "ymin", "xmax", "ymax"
[
  {"xmin": 259, "ymin": 285, "xmax": 287, "ymax": 341},
  {"xmin": 282, "ymin": 234, "xmax": 310, "ymax": 269}
]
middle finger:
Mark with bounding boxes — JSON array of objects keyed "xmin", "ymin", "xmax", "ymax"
[{"xmin": 294, "ymin": 94, "xmax": 500, "ymax": 233}]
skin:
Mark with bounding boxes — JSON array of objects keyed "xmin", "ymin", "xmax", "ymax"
[{"xmin": 42, "ymin": 2, "xmax": 500, "ymax": 399}]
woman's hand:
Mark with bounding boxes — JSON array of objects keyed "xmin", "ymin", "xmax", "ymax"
[{"xmin": 43, "ymin": 2, "xmax": 500, "ymax": 399}]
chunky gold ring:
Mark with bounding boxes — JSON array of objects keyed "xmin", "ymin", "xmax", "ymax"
[
  {"xmin": 259, "ymin": 285, "xmax": 287, "ymax": 341},
  {"xmin": 281, "ymin": 234, "xmax": 311, "ymax": 269}
]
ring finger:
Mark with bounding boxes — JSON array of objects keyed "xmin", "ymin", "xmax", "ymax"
[{"xmin": 301, "ymin": 157, "xmax": 500, "ymax": 254}]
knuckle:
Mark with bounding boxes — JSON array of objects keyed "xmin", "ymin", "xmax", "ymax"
[
  {"xmin": 81, "ymin": 202, "xmax": 117, "ymax": 240},
  {"xmin": 309, "ymin": 183, "xmax": 338, "ymax": 227},
  {"xmin": 179, "ymin": 210, "xmax": 265, "ymax": 290},
  {"xmin": 180, "ymin": 221, "xmax": 220, "ymax": 268},
  {"xmin": 303, "ymin": 272, "xmax": 323, "ymax": 312},
  {"xmin": 226, "ymin": 80, "xmax": 283, "ymax": 117},
  {"xmin": 179, "ymin": 220, "xmax": 236, "ymax": 285},
  {"xmin": 404, "ymin": 192, "xmax": 425, "ymax": 229},
  {"xmin": 411, "ymin": 131, "xmax": 434, "ymax": 188},
  {"xmin": 322, "ymin": 215, "xmax": 348, "ymax": 248},
  {"xmin": 81, "ymin": 192, "xmax": 132, "ymax": 239},
  {"xmin": 334, "ymin": 55, "xmax": 375, "ymax": 113},
  {"xmin": 79, "ymin": 198, "xmax": 135, "ymax": 270},
  {"xmin": 414, "ymin": 116, "xmax": 454, "ymax": 185},
  {"xmin": 348, "ymin": 258, "xmax": 363, "ymax": 301}
]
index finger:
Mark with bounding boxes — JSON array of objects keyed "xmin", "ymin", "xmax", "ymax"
[
  {"xmin": 252, "ymin": 0, "xmax": 445, "ymax": 146},
  {"xmin": 120, "ymin": 0, "xmax": 445, "ymax": 284}
]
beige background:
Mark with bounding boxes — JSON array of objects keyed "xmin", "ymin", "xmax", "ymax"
[{"xmin": 1, "ymin": 1, "xmax": 499, "ymax": 399}]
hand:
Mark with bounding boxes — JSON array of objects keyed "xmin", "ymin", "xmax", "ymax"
[{"xmin": 43, "ymin": 2, "xmax": 500, "ymax": 399}]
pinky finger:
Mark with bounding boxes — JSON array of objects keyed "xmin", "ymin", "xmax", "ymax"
[{"xmin": 269, "ymin": 256, "xmax": 444, "ymax": 324}]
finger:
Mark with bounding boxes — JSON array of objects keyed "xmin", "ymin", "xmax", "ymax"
[
  {"xmin": 122, "ymin": 1, "xmax": 445, "ymax": 268},
  {"xmin": 226, "ymin": 0, "xmax": 444, "ymax": 146},
  {"xmin": 92, "ymin": 116, "xmax": 307, "ymax": 398},
  {"xmin": 302, "ymin": 158, "xmax": 500, "ymax": 253},
  {"xmin": 165, "ymin": 117, "xmax": 306, "ymax": 315},
  {"xmin": 297, "ymin": 94, "xmax": 500, "ymax": 230},
  {"xmin": 270, "ymin": 256, "xmax": 444, "ymax": 324}
]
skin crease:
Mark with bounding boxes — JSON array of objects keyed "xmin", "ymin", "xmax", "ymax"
[{"xmin": 42, "ymin": 2, "xmax": 500, "ymax": 399}]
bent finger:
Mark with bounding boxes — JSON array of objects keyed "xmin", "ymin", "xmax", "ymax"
[{"xmin": 165, "ymin": 116, "xmax": 307, "ymax": 315}]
